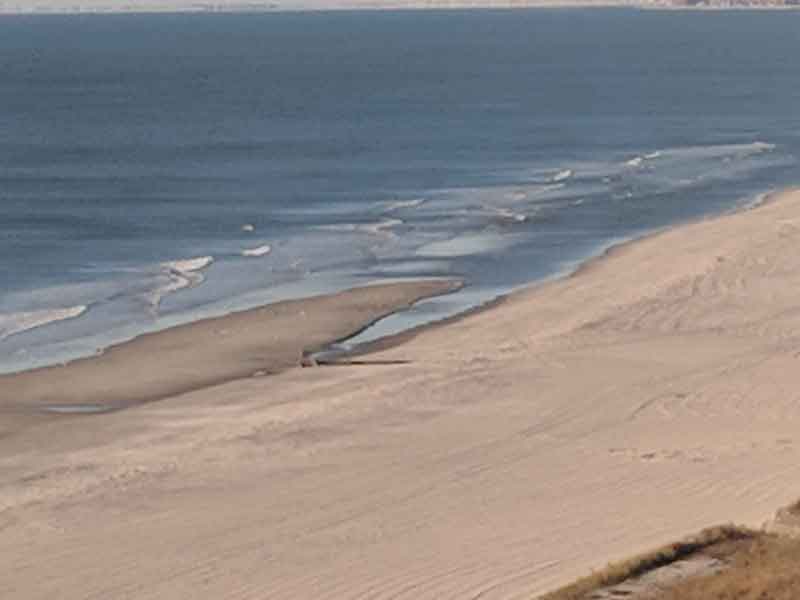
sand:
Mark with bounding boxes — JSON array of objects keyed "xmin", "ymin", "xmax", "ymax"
[
  {"xmin": 4, "ymin": 189, "xmax": 800, "ymax": 599},
  {"xmin": 0, "ymin": 279, "xmax": 461, "ymax": 437}
]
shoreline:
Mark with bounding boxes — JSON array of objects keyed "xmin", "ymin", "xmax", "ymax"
[
  {"xmin": 0, "ymin": 176, "xmax": 766, "ymax": 379},
  {"xmin": 0, "ymin": 184, "xmax": 781, "ymax": 413},
  {"xmin": 344, "ymin": 186, "xmax": 785, "ymax": 360},
  {"xmin": 5, "ymin": 186, "xmax": 800, "ymax": 597},
  {"xmin": 0, "ymin": 184, "xmax": 775, "ymax": 383},
  {"xmin": 0, "ymin": 279, "xmax": 461, "ymax": 434}
]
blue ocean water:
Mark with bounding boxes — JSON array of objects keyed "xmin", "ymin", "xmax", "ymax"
[{"xmin": 1, "ymin": 9, "xmax": 799, "ymax": 372}]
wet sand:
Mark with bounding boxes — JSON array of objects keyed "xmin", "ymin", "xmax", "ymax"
[
  {"xmin": 4, "ymin": 190, "xmax": 800, "ymax": 599},
  {"xmin": 0, "ymin": 279, "xmax": 461, "ymax": 437}
]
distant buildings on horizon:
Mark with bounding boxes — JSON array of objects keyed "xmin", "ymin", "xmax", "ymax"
[{"xmin": 1, "ymin": 0, "xmax": 798, "ymax": 14}]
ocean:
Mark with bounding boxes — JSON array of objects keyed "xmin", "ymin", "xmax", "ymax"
[{"xmin": 1, "ymin": 8, "xmax": 799, "ymax": 373}]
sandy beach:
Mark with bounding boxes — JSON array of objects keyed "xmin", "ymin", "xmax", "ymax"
[
  {"xmin": 0, "ymin": 279, "xmax": 461, "ymax": 438},
  {"xmin": 4, "ymin": 188, "xmax": 800, "ymax": 598}
]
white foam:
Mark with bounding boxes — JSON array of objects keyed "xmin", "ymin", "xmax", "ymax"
[
  {"xmin": 662, "ymin": 141, "xmax": 775, "ymax": 161},
  {"xmin": 551, "ymin": 169, "xmax": 573, "ymax": 183},
  {"xmin": 242, "ymin": 244, "xmax": 272, "ymax": 257},
  {"xmin": 162, "ymin": 256, "xmax": 214, "ymax": 273},
  {"xmin": 315, "ymin": 219, "xmax": 403, "ymax": 236},
  {"xmin": 742, "ymin": 190, "xmax": 774, "ymax": 210},
  {"xmin": 747, "ymin": 141, "xmax": 775, "ymax": 153},
  {"xmin": 384, "ymin": 198, "xmax": 426, "ymax": 212},
  {"xmin": 145, "ymin": 256, "xmax": 214, "ymax": 311},
  {"xmin": 0, "ymin": 305, "xmax": 88, "ymax": 341},
  {"xmin": 625, "ymin": 156, "xmax": 644, "ymax": 168},
  {"xmin": 625, "ymin": 151, "xmax": 663, "ymax": 167},
  {"xmin": 485, "ymin": 205, "xmax": 527, "ymax": 223},
  {"xmin": 363, "ymin": 219, "xmax": 403, "ymax": 235},
  {"xmin": 241, "ymin": 223, "xmax": 255, "ymax": 232}
]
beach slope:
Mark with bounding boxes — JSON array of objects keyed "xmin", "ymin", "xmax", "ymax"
[{"xmin": 4, "ymin": 190, "xmax": 800, "ymax": 598}]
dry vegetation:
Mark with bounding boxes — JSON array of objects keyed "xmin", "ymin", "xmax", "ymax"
[
  {"xmin": 540, "ymin": 525, "xmax": 756, "ymax": 600},
  {"xmin": 541, "ymin": 515, "xmax": 800, "ymax": 600},
  {"xmin": 660, "ymin": 534, "xmax": 800, "ymax": 600}
]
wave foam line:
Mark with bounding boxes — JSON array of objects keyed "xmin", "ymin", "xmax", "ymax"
[
  {"xmin": 0, "ymin": 305, "xmax": 88, "ymax": 341},
  {"xmin": 551, "ymin": 169, "xmax": 573, "ymax": 183},
  {"xmin": 625, "ymin": 157, "xmax": 644, "ymax": 168},
  {"xmin": 163, "ymin": 256, "xmax": 214, "ymax": 273},
  {"xmin": 384, "ymin": 198, "xmax": 426, "ymax": 213},
  {"xmin": 662, "ymin": 141, "xmax": 775, "ymax": 161},
  {"xmin": 363, "ymin": 218, "xmax": 403, "ymax": 235},
  {"xmin": 242, "ymin": 244, "xmax": 272, "ymax": 257},
  {"xmin": 625, "ymin": 151, "xmax": 662, "ymax": 167},
  {"xmin": 315, "ymin": 219, "xmax": 403, "ymax": 236},
  {"xmin": 145, "ymin": 256, "xmax": 214, "ymax": 312}
]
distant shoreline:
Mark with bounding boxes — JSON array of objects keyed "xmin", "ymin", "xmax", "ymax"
[{"xmin": 1, "ymin": 3, "xmax": 798, "ymax": 16}]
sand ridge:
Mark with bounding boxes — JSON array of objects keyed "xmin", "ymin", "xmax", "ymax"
[{"xmin": 3, "ymin": 190, "xmax": 800, "ymax": 598}]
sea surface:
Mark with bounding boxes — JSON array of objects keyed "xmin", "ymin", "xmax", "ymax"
[{"xmin": 1, "ymin": 9, "xmax": 799, "ymax": 373}]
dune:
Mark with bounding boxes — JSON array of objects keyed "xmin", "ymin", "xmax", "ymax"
[{"xmin": 4, "ymin": 189, "xmax": 800, "ymax": 599}]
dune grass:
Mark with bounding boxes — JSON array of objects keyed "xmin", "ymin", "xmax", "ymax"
[
  {"xmin": 540, "ymin": 525, "xmax": 756, "ymax": 600},
  {"xmin": 541, "ymin": 512, "xmax": 800, "ymax": 600},
  {"xmin": 660, "ymin": 533, "xmax": 800, "ymax": 600}
]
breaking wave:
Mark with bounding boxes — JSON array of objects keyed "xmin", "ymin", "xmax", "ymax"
[
  {"xmin": 662, "ymin": 141, "xmax": 775, "ymax": 161},
  {"xmin": 242, "ymin": 244, "xmax": 272, "ymax": 257},
  {"xmin": 0, "ymin": 305, "xmax": 88, "ymax": 341},
  {"xmin": 144, "ymin": 256, "xmax": 214, "ymax": 312},
  {"xmin": 551, "ymin": 169, "xmax": 573, "ymax": 183},
  {"xmin": 625, "ymin": 151, "xmax": 662, "ymax": 167},
  {"xmin": 383, "ymin": 198, "xmax": 426, "ymax": 213},
  {"xmin": 625, "ymin": 157, "xmax": 644, "ymax": 168}
]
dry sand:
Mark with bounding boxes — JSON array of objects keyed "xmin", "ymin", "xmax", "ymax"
[{"xmin": 4, "ymin": 189, "xmax": 800, "ymax": 599}]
